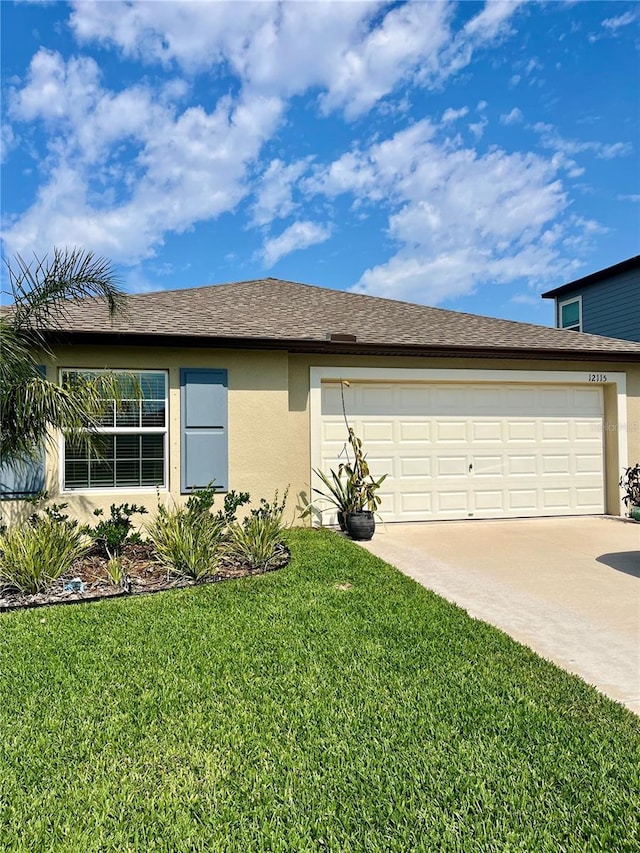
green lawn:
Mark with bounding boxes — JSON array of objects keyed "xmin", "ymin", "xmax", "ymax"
[{"xmin": 1, "ymin": 529, "xmax": 638, "ymax": 852}]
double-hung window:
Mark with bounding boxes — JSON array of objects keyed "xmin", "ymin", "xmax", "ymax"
[
  {"xmin": 61, "ymin": 370, "xmax": 168, "ymax": 490},
  {"xmin": 558, "ymin": 297, "xmax": 582, "ymax": 331}
]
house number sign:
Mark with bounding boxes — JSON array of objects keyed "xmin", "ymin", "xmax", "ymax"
[{"xmin": 587, "ymin": 373, "xmax": 607, "ymax": 382}]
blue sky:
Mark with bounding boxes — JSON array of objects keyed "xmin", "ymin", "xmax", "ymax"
[{"xmin": 1, "ymin": 1, "xmax": 638, "ymax": 325}]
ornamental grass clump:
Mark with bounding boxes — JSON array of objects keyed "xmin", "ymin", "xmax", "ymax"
[
  {"xmin": 227, "ymin": 489, "xmax": 288, "ymax": 570},
  {"xmin": 147, "ymin": 503, "xmax": 225, "ymax": 581},
  {"xmin": 0, "ymin": 515, "xmax": 89, "ymax": 594}
]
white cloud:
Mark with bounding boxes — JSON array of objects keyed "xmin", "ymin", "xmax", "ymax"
[
  {"xmin": 70, "ymin": 0, "xmax": 442, "ymax": 119},
  {"xmin": 317, "ymin": 1, "xmax": 452, "ymax": 119},
  {"xmin": 442, "ymin": 0, "xmax": 525, "ymax": 79},
  {"xmin": 3, "ymin": 49, "xmax": 284, "ymax": 261},
  {"xmin": 441, "ymin": 106, "xmax": 469, "ymax": 124},
  {"xmin": 533, "ymin": 122, "xmax": 633, "ymax": 161},
  {"xmin": 618, "ymin": 194, "xmax": 640, "ymax": 202},
  {"xmin": 251, "ymin": 158, "xmax": 311, "ymax": 227},
  {"xmin": 68, "ymin": 1, "xmax": 526, "ymax": 121},
  {"xmin": 261, "ymin": 220, "xmax": 331, "ymax": 267},
  {"xmin": 500, "ymin": 107, "xmax": 523, "ymax": 125},
  {"xmin": 3, "ymin": 2, "xmax": 532, "ymax": 264},
  {"xmin": 469, "ymin": 118, "xmax": 487, "ymax": 139},
  {"xmin": 602, "ymin": 11, "xmax": 638, "ymax": 31},
  {"xmin": 2, "ymin": 0, "xmax": 605, "ymax": 295},
  {"xmin": 10, "ymin": 49, "xmax": 101, "ymax": 123},
  {"xmin": 306, "ymin": 118, "xmax": 583, "ymax": 304}
]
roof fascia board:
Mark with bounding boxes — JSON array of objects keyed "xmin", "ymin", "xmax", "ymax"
[{"xmin": 43, "ymin": 330, "xmax": 640, "ymax": 363}]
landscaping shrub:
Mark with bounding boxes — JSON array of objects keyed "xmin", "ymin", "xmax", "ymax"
[
  {"xmin": 82, "ymin": 503, "xmax": 148, "ymax": 559},
  {"xmin": 0, "ymin": 515, "xmax": 89, "ymax": 594},
  {"xmin": 184, "ymin": 484, "xmax": 250, "ymax": 526},
  {"xmin": 227, "ymin": 489, "xmax": 288, "ymax": 569},
  {"xmin": 146, "ymin": 503, "xmax": 225, "ymax": 580}
]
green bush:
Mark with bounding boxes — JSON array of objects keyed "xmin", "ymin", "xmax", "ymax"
[
  {"xmin": 226, "ymin": 489, "xmax": 288, "ymax": 570},
  {"xmin": 146, "ymin": 504, "xmax": 224, "ymax": 580},
  {"xmin": 82, "ymin": 503, "xmax": 148, "ymax": 559},
  {"xmin": 0, "ymin": 516, "xmax": 89, "ymax": 594}
]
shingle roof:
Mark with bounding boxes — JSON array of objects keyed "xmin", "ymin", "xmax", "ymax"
[{"xmin": 29, "ymin": 277, "xmax": 640, "ymax": 358}]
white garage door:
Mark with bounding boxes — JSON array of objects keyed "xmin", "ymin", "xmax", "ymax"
[{"xmin": 319, "ymin": 382, "xmax": 604, "ymax": 522}]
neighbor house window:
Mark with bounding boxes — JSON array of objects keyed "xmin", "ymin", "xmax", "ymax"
[
  {"xmin": 61, "ymin": 370, "xmax": 168, "ymax": 490},
  {"xmin": 559, "ymin": 297, "xmax": 582, "ymax": 331}
]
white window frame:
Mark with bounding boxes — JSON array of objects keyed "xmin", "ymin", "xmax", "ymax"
[
  {"xmin": 59, "ymin": 368, "xmax": 169, "ymax": 493},
  {"xmin": 558, "ymin": 295, "xmax": 582, "ymax": 331}
]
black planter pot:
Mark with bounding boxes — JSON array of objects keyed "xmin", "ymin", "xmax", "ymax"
[
  {"xmin": 345, "ymin": 510, "xmax": 375, "ymax": 541},
  {"xmin": 337, "ymin": 510, "xmax": 348, "ymax": 532}
]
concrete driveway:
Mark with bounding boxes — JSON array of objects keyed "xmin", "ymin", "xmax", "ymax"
[{"xmin": 359, "ymin": 516, "xmax": 640, "ymax": 714}]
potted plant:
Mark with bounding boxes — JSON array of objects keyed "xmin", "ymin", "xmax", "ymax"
[
  {"xmin": 300, "ymin": 380, "xmax": 387, "ymax": 539},
  {"xmin": 620, "ymin": 463, "xmax": 640, "ymax": 521},
  {"xmin": 339, "ymin": 427, "xmax": 387, "ymax": 541},
  {"xmin": 301, "ymin": 466, "xmax": 355, "ymax": 531}
]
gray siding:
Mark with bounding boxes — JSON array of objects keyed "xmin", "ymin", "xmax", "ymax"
[{"xmin": 565, "ymin": 267, "xmax": 640, "ymax": 341}]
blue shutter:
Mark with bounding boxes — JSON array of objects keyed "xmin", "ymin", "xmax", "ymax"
[
  {"xmin": 0, "ymin": 366, "xmax": 47, "ymax": 498},
  {"xmin": 180, "ymin": 368, "xmax": 228, "ymax": 493}
]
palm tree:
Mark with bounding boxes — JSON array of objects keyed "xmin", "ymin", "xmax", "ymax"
[{"xmin": 1, "ymin": 248, "xmax": 128, "ymax": 467}]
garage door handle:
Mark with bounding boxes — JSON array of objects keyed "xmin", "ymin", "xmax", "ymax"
[{"xmin": 468, "ymin": 463, "xmax": 473, "ymax": 472}]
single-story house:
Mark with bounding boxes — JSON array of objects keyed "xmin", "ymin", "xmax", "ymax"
[
  {"xmin": 542, "ymin": 255, "xmax": 640, "ymax": 341},
  {"xmin": 3, "ymin": 277, "xmax": 640, "ymax": 525}
]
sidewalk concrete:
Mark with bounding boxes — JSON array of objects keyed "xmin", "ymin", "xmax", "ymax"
[{"xmin": 358, "ymin": 516, "xmax": 640, "ymax": 715}]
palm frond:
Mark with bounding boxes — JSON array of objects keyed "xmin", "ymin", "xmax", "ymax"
[{"xmin": 4, "ymin": 247, "xmax": 126, "ymax": 331}]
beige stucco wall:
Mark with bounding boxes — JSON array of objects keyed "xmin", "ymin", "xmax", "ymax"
[
  {"xmin": 4, "ymin": 346, "xmax": 639, "ymax": 526},
  {"xmin": 21, "ymin": 345, "xmax": 293, "ymax": 526}
]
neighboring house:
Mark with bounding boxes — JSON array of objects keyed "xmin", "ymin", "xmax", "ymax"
[
  {"xmin": 542, "ymin": 255, "xmax": 640, "ymax": 341},
  {"xmin": 2, "ymin": 277, "xmax": 640, "ymax": 524}
]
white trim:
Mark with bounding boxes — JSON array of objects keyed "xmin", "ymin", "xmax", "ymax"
[
  {"xmin": 58, "ymin": 368, "xmax": 169, "ymax": 494},
  {"xmin": 558, "ymin": 295, "xmax": 582, "ymax": 331},
  {"xmin": 309, "ymin": 366, "xmax": 628, "ymax": 519}
]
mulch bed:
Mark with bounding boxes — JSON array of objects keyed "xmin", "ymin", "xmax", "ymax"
[{"xmin": 0, "ymin": 541, "xmax": 291, "ymax": 612}]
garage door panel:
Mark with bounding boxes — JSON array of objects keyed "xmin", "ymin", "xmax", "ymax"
[
  {"xmin": 322, "ymin": 421, "xmax": 350, "ymax": 443},
  {"xmin": 509, "ymin": 490, "xmax": 538, "ymax": 510},
  {"xmin": 437, "ymin": 456, "xmax": 468, "ymax": 477},
  {"xmin": 399, "ymin": 421, "xmax": 431, "ymax": 442},
  {"xmin": 507, "ymin": 455, "xmax": 537, "ymax": 475},
  {"xmin": 575, "ymin": 454, "xmax": 603, "ymax": 474},
  {"xmin": 437, "ymin": 491, "xmax": 469, "ymax": 513},
  {"xmin": 574, "ymin": 388, "xmax": 603, "ymax": 410},
  {"xmin": 540, "ymin": 388, "xmax": 570, "ymax": 408},
  {"xmin": 366, "ymin": 456, "xmax": 395, "ymax": 479},
  {"xmin": 574, "ymin": 420, "xmax": 601, "ymax": 440},
  {"xmin": 474, "ymin": 490, "xmax": 504, "ymax": 511},
  {"xmin": 361, "ymin": 421, "xmax": 394, "ymax": 442},
  {"xmin": 542, "ymin": 421, "xmax": 571, "ymax": 441},
  {"xmin": 398, "ymin": 387, "xmax": 432, "ymax": 414},
  {"xmin": 542, "ymin": 488, "xmax": 571, "ymax": 508},
  {"xmin": 507, "ymin": 421, "xmax": 537, "ymax": 442},
  {"xmin": 319, "ymin": 381, "xmax": 604, "ymax": 521},
  {"xmin": 473, "ymin": 456, "xmax": 504, "ymax": 476},
  {"xmin": 400, "ymin": 492, "xmax": 433, "ymax": 513},
  {"xmin": 472, "ymin": 421, "xmax": 503, "ymax": 442},
  {"xmin": 576, "ymin": 488, "xmax": 603, "ymax": 507},
  {"xmin": 542, "ymin": 455, "xmax": 571, "ymax": 474},
  {"xmin": 400, "ymin": 457, "xmax": 432, "ymax": 477},
  {"xmin": 437, "ymin": 421, "xmax": 467, "ymax": 442}
]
